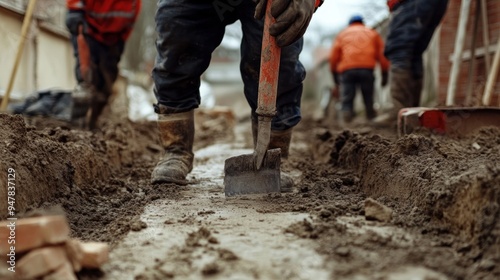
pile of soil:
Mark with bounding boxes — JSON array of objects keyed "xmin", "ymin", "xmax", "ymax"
[
  {"xmin": 265, "ymin": 119, "xmax": 500, "ymax": 279},
  {"xmin": 0, "ymin": 111, "xmax": 234, "ymax": 246},
  {"xmin": 2, "ymin": 111, "xmax": 499, "ymax": 279}
]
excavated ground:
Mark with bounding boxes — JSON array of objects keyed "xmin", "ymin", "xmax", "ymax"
[{"xmin": 0, "ymin": 111, "xmax": 499, "ymax": 279}]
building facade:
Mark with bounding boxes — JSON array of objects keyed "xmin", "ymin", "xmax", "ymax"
[
  {"xmin": 439, "ymin": 0, "xmax": 500, "ymax": 106},
  {"xmin": 0, "ymin": 0, "xmax": 75, "ymax": 101}
]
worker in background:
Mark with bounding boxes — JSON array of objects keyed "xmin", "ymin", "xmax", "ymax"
[
  {"xmin": 150, "ymin": 0, "xmax": 324, "ymax": 188},
  {"xmin": 382, "ymin": 0, "xmax": 449, "ymax": 122},
  {"xmin": 65, "ymin": 0, "xmax": 141, "ymax": 129},
  {"xmin": 330, "ymin": 14, "xmax": 390, "ymax": 124}
]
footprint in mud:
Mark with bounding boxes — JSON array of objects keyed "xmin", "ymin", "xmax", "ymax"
[{"xmin": 135, "ymin": 226, "xmax": 240, "ymax": 279}]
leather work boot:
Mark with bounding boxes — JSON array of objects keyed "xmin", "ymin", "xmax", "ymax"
[
  {"xmin": 151, "ymin": 110, "xmax": 194, "ymax": 185},
  {"xmin": 389, "ymin": 67, "xmax": 422, "ymax": 120},
  {"xmin": 341, "ymin": 111, "xmax": 354, "ymax": 125},
  {"xmin": 252, "ymin": 119, "xmax": 294, "ymax": 193}
]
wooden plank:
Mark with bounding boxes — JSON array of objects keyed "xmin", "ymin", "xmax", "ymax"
[
  {"xmin": 480, "ymin": 0, "xmax": 491, "ymax": 73},
  {"xmin": 448, "ymin": 44, "xmax": 498, "ymax": 62},
  {"xmin": 482, "ymin": 36, "xmax": 500, "ymax": 106},
  {"xmin": 465, "ymin": 0, "xmax": 481, "ymax": 105},
  {"xmin": 0, "ymin": 0, "xmax": 37, "ymax": 111},
  {"xmin": 446, "ymin": 0, "xmax": 472, "ymax": 106}
]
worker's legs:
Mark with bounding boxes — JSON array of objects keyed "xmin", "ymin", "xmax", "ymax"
[
  {"xmin": 87, "ymin": 38, "xmax": 124, "ymax": 129},
  {"xmin": 238, "ymin": 1, "xmax": 305, "ymax": 132},
  {"xmin": 357, "ymin": 69, "xmax": 376, "ymax": 120},
  {"xmin": 153, "ymin": 0, "xmax": 232, "ymax": 113},
  {"xmin": 384, "ymin": 1, "xmax": 426, "ymax": 120},
  {"xmin": 151, "ymin": 0, "xmax": 230, "ymax": 184},
  {"xmin": 339, "ymin": 70, "xmax": 357, "ymax": 123},
  {"xmin": 239, "ymin": 0, "xmax": 304, "ymax": 192}
]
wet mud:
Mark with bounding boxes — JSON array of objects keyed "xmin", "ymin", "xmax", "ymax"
[{"xmin": 0, "ymin": 112, "xmax": 499, "ymax": 279}]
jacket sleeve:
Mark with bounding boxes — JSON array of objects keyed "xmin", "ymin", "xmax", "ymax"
[
  {"xmin": 330, "ymin": 37, "xmax": 341, "ymax": 73},
  {"xmin": 134, "ymin": 0, "xmax": 142, "ymax": 23},
  {"xmin": 67, "ymin": 0, "xmax": 84, "ymax": 11},
  {"xmin": 375, "ymin": 32, "xmax": 390, "ymax": 72}
]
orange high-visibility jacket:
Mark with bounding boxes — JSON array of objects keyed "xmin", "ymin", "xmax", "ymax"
[
  {"xmin": 67, "ymin": 0, "xmax": 141, "ymax": 45},
  {"xmin": 329, "ymin": 23, "xmax": 390, "ymax": 74}
]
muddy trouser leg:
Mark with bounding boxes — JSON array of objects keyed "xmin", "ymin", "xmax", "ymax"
[
  {"xmin": 409, "ymin": 0, "xmax": 448, "ymax": 107},
  {"xmin": 239, "ymin": 1, "xmax": 304, "ymax": 192},
  {"xmin": 384, "ymin": 2, "xmax": 422, "ymax": 120},
  {"xmin": 357, "ymin": 69, "xmax": 376, "ymax": 120},
  {"xmin": 87, "ymin": 39, "xmax": 124, "ymax": 129},
  {"xmin": 389, "ymin": 67, "xmax": 415, "ymax": 119},
  {"xmin": 151, "ymin": 0, "xmax": 232, "ymax": 184},
  {"xmin": 385, "ymin": 0, "xmax": 449, "ymax": 119},
  {"xmin": 339, "ymin": 70, "xmax": 356, "ymax": 123}
]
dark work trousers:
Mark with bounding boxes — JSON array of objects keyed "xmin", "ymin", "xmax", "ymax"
[
  {"xmin": 70, "ymin": 34, "xmax": 124, "ymax": 127},
  {"xmin": 384, "ymin": 0, "xmax": 448, "ymax": 115},
  {"xmin": 384, "ymin": 0, "xmax": 449, "ymax": 78},
  {"xmin": 71, "ymin": 35, "xmax": 124, "ymax": 96},
  {"xmin": 153, "ymin": 0, "xmax": 305, "ymax": 131},
  {"xmin": 340, "ymin": 69, "xmax": 376, "ymax": 120}
]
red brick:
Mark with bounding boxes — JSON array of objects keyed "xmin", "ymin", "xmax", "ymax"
[
  {"xmin": 0, "ymin": 215, "xmax": 70, "ymax": 255},
  {"xmin": 80, "ymin": 242, "xmax": 109, "ymax": 269},
  {"xmin": 43, "ymin": 261, "xmax": 78, "ymax": 280},
  {"xmin": 0, "ymin": 260, "xmax": 15, "ymax": 279},
  {"xmin": 65, "ymin": 239, "xmax": 83, "ymax": 272},
  {"xmin": 17, "ymin": 246, "xmax": 67, "ymax": 279}
]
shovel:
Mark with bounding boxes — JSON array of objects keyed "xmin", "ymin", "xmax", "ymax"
[{"xmin": 224, "ymin": 0, "xmax": 282, "ymax": 197}]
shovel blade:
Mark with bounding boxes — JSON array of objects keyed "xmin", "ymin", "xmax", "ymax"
[{"xmin": 224, "ymin": 148, "xmax": 281, "ymax": 197}]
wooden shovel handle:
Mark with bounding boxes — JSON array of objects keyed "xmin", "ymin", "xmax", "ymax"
[
  {"xmin": 77, "ymin": 25, "xmax": 91, "ymax": 83},
  {"xmin": 256, "ymin": 0, "xmax": 281, "ymax": 117}
]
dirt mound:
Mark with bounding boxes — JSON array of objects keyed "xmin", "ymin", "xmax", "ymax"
[
  {"xmin": 293, "ymin": 125, "xmax": 500, "ymax": 279},
  {"xmin": 0, "ymin": 111, "xmax": 234, "ymax": 247},
  {"xmin": 248, "ymin": 117, "xmax": 499, "ymax": 279}
]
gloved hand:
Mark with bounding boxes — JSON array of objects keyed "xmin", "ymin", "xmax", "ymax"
[
  {"xmin": 381, "ymin": 71, "xmax": 389, "ymax": 87},
  {"xmin": 254, "ymin": 0, "xmax": 315, "ymax": 47},
  {"xmin": 65, "ymin": 10, "xmax": 85, "ymax": 35}
]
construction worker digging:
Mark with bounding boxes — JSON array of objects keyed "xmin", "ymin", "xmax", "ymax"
[
  {"xmin": 65, "ymin": 0, "xmax": 141, "ymax": 129},
  {"xmin": 150, "ymin": 0, "xmax": 324, "ymax": 191}
]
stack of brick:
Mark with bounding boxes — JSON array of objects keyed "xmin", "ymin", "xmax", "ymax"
[{"xmin": 0, "ymin": 215, "xmax": 109, "ymax": 280}]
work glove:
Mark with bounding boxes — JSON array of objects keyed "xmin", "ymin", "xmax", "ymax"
[
  {"xmin": 65, "ymin": 10, "xmax": 85, "ymax": 35},
  {"xmin": 381, "ymin": 71, "xmax": 389, "ymax": 87},
  {"xmin": 254, "ymin": 0, "xmax": 316, "ymax": 47}
]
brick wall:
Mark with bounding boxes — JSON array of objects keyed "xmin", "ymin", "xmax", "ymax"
[{"xmin": 439, "ymin": 0, "xmax": 500, "ymax": 106}]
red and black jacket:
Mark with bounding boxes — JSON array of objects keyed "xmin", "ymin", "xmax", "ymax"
[
  {"xmin": 387, "ymin": 0, "xmax": 405, "ymax": 11},
  {"xmin": 67, "ymin": 0, "xmax": 141, "ymax": 45}
]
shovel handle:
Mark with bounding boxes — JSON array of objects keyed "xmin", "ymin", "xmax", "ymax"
[
  {"xmin": 77, "ymin": 25, "xmax": 91, "ymax": 83},
  {"xmin": 256, "ymin": 0, "xmax": 281, "ymax": 117}
]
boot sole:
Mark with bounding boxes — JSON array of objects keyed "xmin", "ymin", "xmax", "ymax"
[{"xmin": 151, "ymin": 177, "xmax": 189, "ymax": 186}]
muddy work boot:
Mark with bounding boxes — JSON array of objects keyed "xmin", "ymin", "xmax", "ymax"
[
  {"xmin": 389, "ymin": 67, "xmax": 422, "ymax": 120},
  {"xmin": 151, "ymin": 110, "xmax": 194, "ymax": 185},
  {"xmin": 252, "ymin": 120, "xmax": 294, "ymax": 193}
]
